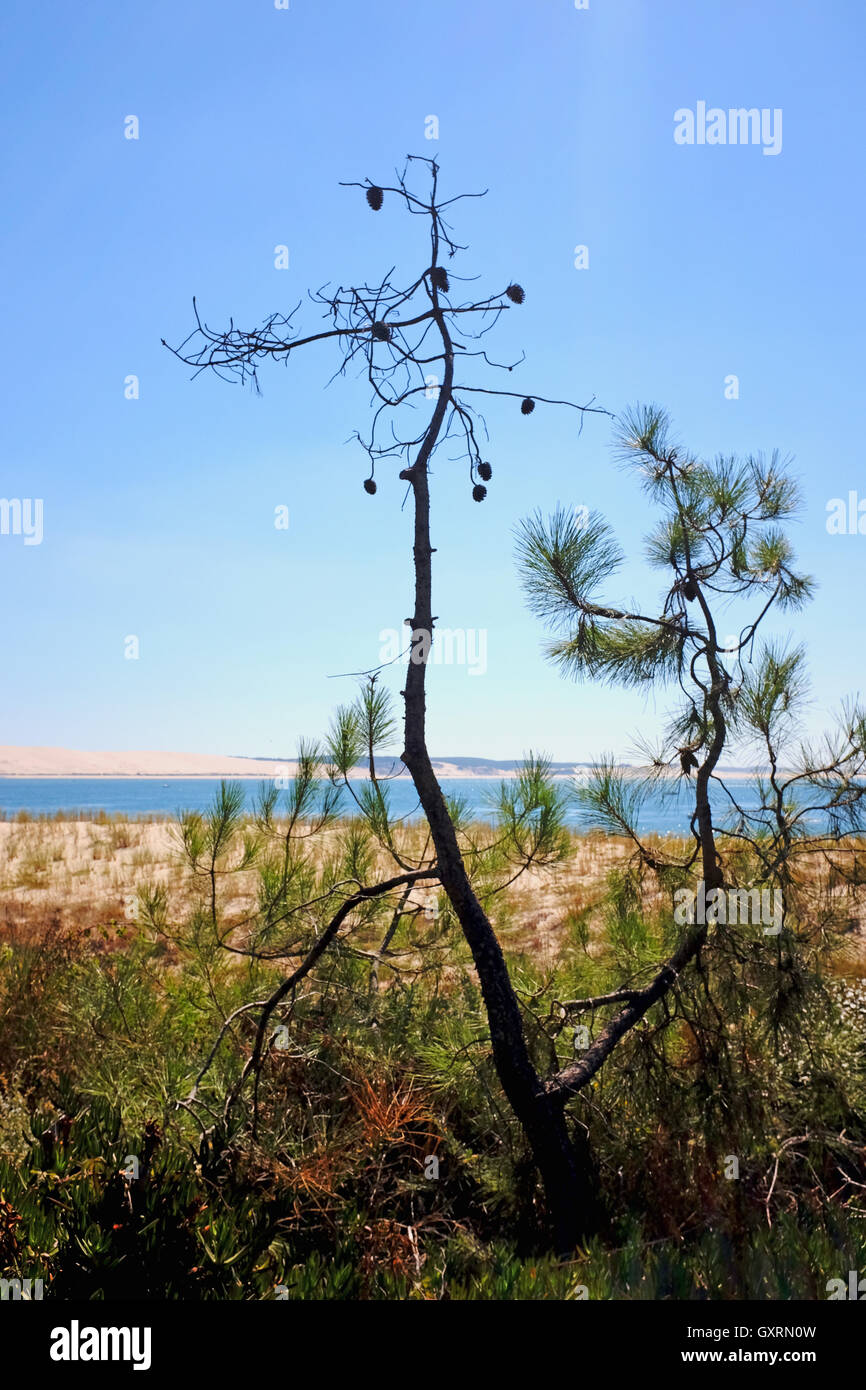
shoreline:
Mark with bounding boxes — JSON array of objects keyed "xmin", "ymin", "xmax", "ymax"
[
  {"xmin": 0, "ymin": 747, "xmax": 772, "ymax": 782},
  {"xmin": 0, "ymin": 769, "xmax": 770, "ymax": 782}
]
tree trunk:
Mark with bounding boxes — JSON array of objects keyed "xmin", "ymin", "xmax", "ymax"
[
  {"xmin": 401, "ymin": 728, "xmax": 588, "ymax": 1252},
  {"xmin": 399, "ymin": 288, "xmax": 588, "ymax": 1250}
]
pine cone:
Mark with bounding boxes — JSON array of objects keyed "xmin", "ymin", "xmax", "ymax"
[
  {"xmin": 472, "ymin": 484, "xmax": 488, "ymax": 502},
  {"xmin": 679, "ymin": 749, "xmax": 699, "ymax": 777},
  {"xmin": 506, "ymin": 284, "xmax": 525, "ymax": 304},
  {"xmin": 431, "ymin": 266, "xmax": 450, "ymax": 292},
  {"xmin": 478, "ymin": 461, "xmax": 492, "ymax": 481},
  {"xmin": 366, "ymin": 186, "xmax": 384, "ymax": 211},
  {"xmin": 521, "ymin": 397, "xmax": 535, "ymax": 415},
  {"xmin": 363, "ymin": 478, "xmax": 377, "ymax": 495}
]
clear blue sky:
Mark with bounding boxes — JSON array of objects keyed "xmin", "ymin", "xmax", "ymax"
[{"xmin": 1, "ymin": 0, "xmax": 863, "ymax": 762}]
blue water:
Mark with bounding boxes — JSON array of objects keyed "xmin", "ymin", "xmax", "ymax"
[{"xmin": 0, "ymin": 776, "xmax": 834, "ymax": 836}]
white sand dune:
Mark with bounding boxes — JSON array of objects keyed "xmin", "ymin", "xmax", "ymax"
[
  {"xmin": 0, "ymin": 745, "xmax": 452, "ymax": 779},
  {"xmin": 0, "ymin": 747, "xmax": 300, "ymax": 779},
  {"xmin": 0, "ymin": 746, "xmax": 764, "ymax": 780}
]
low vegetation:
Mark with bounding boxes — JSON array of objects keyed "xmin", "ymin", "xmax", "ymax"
[{"xmin": 1, "ymin": 786, "xmax": 864, "ymax": 1299}]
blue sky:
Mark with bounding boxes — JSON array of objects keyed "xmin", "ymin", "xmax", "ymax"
[{"xmin": 1, "ymin": 0, "xmax": 863, "ymax": 762}]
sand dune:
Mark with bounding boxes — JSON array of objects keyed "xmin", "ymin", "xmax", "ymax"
[
  {"xmin": 0, "ymin": 746, "xmax": 763, "ymax": 780},
  {"xmin": 0, "ymin": 747, "xmax": 300, "ymax": 779},
  {"xmin": 0, "ymin": 746, "xmax": 566, "ymax": 779},
  {"xmin": 0, "ymin": 746, "xmax": 470, "ymax": 779}
]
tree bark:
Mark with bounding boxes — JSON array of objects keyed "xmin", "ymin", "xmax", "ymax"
[{"xmin": 399, "ymin": 272, "xmax": 587, "ymax": 1252}]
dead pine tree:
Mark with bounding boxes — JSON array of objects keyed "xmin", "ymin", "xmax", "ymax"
[{"xmin": 165, "ymin": 155, "xmax": 613, "ymax": 1252}]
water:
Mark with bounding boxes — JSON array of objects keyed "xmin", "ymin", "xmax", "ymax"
[{"xmin": 0, "ymin": 775, "xmax": 835, "ymax": 836}]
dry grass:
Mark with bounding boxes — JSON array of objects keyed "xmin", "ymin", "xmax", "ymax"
[
  {"xmin": 0, "ymin": 817, "xmax": 633, "ymax": 961},
  {"xmin": 0, "ymin": 817, "xmax": 863, "ymax": 974}
]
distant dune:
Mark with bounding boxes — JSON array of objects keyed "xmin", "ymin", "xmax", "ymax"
[
  {"xmin": 0, "ymin": 746, "xmax": 762, "ymax": 780},
  {"xmin": 0, "ymin": 746, "xmax": 544, "ymax": 779},
  {"xmin": 0, "ymin": 747, "xmax": 302, "ymax": 779}
]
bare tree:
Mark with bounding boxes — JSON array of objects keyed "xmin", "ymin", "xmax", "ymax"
[{"xmin": 166, "ymin": 156, "xmax": 617, "ymax": 1249}]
